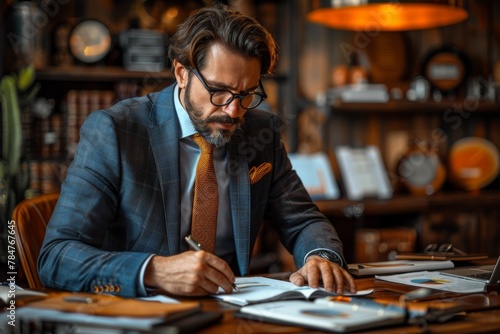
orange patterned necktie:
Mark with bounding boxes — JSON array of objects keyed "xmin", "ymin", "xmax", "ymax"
[{"xmin": 191, "ymin": 134, "xmax": 218, "ymax": 253}]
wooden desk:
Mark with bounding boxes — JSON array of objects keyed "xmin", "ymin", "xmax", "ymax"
[
  {"xmin": 9, "ymin": 273, "xmax": 500, "ymax": 333},
  {"xmin": 192, "ymin": 273, "xmax": 500, "ymax": 334}
]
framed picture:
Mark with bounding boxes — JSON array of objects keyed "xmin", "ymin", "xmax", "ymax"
[
  {"xmin": 335, "ymin": 146, "xmax": 393, "ymax": 200},
  {"xmin": 288, "ymin": 152, "xmax": 340, "ymax": 200}
]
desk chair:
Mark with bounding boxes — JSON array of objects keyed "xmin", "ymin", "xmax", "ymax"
[{"xmin": 11, "ymin": 192, "xmax": 60, "ymax": 289}]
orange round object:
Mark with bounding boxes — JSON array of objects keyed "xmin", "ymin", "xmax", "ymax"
[
  {"xmin": 331, "ymin": 65, "xmax": 349, "ymax": 87},
  {"xmin": 448, "ymin": 137, "xmax": 500, "ymax": 191}
]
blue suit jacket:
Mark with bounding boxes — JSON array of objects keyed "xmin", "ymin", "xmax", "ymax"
[{"xmin": 38, "ymin": 84, "xmax": 345, "ymax": 297}]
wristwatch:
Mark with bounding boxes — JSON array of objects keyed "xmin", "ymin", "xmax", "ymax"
[{"xmin": 308, "ymin": 250, "xmax": 343, "ymax": 267}]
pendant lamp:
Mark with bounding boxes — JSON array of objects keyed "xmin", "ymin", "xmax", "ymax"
[{"xmin": 307, "ymin": 0, "xmax": 468, "ymax": 31}]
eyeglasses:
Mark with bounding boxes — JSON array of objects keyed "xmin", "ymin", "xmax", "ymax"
[
  {"xmin": 423, "ymin": 243, "xmax": 467, "ymax": 255},
  {"xmin": 189, "ymin": 68, "xmax": 267, "ymax": 110}
]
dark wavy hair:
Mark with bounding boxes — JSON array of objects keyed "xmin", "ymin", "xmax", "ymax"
[{"xmin": 168, "ymin": 4, "xmax": 278, "ymax": 76}]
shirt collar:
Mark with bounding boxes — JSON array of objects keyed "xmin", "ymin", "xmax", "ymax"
[{"xmin": 174, "ymin": 84, "xmax": 197, "ymax": 139}]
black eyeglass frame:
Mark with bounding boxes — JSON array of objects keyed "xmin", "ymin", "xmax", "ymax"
[{"xmin": 188, "ymin": 67, "xmax": 267, "ymax": 110}]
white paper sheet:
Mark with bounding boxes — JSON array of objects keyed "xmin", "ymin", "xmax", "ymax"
[{"xmin": 375, "ymin": 271, "xmax": 486, "ymax": 293}]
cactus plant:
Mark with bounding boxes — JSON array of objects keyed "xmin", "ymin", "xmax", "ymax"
[
  {"xmin": 0, "ymin": 65, "xmax": 37, "ymax": 226},
  {"xmin": 1, "ymin": 75, "xmax": 22, "ymax": 179}
]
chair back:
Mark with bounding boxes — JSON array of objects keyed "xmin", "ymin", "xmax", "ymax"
[{"xmin": 11, "ymin": 192, "xmax": 60, "ymax": 289}]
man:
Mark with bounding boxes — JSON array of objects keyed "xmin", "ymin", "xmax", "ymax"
[{"xmin": 38, "ymin": 4, "xmax": 356, "ymax": 297}]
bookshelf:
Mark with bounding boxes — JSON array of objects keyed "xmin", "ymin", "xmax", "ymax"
[
  {"xmin": 36, "ymin": 66, "xmax": 174, "ymax": 82},
  {"xmin": 12, "ymin": 0, "xmax": 295, "ymax": 197},
  {"xmin": 25, "ymin": 66, "xmax": 175, "ymax": 195},
  {"xmin": 315, "ymin": 190, "xmax": 500, "ymax": 263}
]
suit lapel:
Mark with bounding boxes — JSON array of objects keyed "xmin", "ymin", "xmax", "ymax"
[
  {"xmin": 147, "ymin": 86, "xmax": 181, "ymax": 255},
  {"xmin": 227, "ymin": 129, "xmax": 251, "ymax": 276}
]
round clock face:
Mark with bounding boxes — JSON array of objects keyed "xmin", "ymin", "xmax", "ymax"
[
  {"xmin": 69, "ymin": 20, "xmax": 112, "ymax": 63},
  {"xmin": 399, "ymin": 154, "xmax": 438, "ymax": 187},
  {"xmin": 397, "ymin": 151, "xmax": 446, "ymax": 196},
  {"xmin": 422, "ymin": 46, "xmax": 468, "ymax": 93}
]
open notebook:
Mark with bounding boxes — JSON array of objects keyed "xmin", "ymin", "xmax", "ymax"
[
  {"xmin": 214, "ymin": 276, "xmax": 373, "ymax": 306},
  {"xmin": 439, "ymin": 256, "xmax": 500, "ymax": 284}
]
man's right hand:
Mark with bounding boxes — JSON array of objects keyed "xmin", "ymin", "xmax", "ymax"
[{"xmin": 144, "ymin": 251, "xmax": 236, "ymax": 296}]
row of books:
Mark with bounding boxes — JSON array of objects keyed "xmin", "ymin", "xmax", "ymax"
[
  {"xmin": 30, "ymin": 114, "xmax": 64, "ymax": 159},
  {"xmin": 21, "ymin": 90, "xmax": 116, "ymax": 195},
  {"xmin": 29, "ymin": 160, "xmax": 67, "ymax": 195},
  {"xmin": 22, "ymin": 90, "xmax": 115, "ymax": 160},
  {"xmin": 65, "ymin": 90, "xmax": 115, "ymax": 158}
]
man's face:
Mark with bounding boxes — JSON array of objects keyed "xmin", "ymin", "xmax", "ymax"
[{"xmin": 175, "ymin": 44, "xmax": 262, "ymax": 147}]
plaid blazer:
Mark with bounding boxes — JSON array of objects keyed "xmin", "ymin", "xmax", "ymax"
[{"xmin": 38, "ymin": 84, "xmax": 345, "ymax": 297}]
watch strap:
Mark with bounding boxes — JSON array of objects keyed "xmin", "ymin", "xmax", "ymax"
[{"xmin": 307, "ymin": 250, "xmax": 344, "ymax": 267}]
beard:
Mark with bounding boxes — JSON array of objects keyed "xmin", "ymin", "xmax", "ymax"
[{"xmin": 183, "ymin": 79, "xmax": 245, "ymax": 148}]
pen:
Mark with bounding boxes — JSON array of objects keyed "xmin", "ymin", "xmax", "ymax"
[
  {"xmin": 185, "ymin": 235, "xmax": 202, "ymax": 251},
  {"xmin": 184, "ymin": 235, "xmax": 239, "ymax": 292},
  {"xmin": 64, "ymin": 296, "xmax": 96, "ymax": 304}
]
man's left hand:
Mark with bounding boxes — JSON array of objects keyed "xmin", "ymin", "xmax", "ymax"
[{"xmin": 289, "ymin": 255, "xmax": 356, "ymax": 294}]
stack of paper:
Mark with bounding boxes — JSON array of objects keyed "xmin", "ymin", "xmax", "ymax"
[{"xmin": 375, "ymin": 271, "xmax": 486, "ymax": 294}]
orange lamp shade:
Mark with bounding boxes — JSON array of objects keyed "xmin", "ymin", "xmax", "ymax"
[{"xmin": 308, "ymin": 2, "xmax": 468, "ymax": 31}]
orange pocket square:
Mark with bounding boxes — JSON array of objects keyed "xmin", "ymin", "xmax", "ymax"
[{"xmin": 249, "ymin": 162, "xmax": 272, "ymax": 185}]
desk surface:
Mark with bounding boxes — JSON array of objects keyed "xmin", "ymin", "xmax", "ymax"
[
  {"xmin": 191, "ymin": 273, "xmax": 500, "ymax": 334},
  {"xmin": 11, "ymin": 272, "xmax": 500, "ymax": 333}
]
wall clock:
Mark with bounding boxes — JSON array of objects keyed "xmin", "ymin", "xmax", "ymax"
[
  {"xmin": 69, "ymin": 20, "xmax": 112, "ymax": 64},
  {"xmin": 396, "ymin": 141, "xmax": 446, "ymax": 196},
  {"xmin": 422, "ymin": 46, "xmax": 468, "ymax": 95},
  {"xmin": 397, "ymin": 152, "xmax": 446, "ymax": 196}
]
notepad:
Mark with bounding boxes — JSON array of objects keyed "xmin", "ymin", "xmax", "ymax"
[
  {"xmin": 27, "ymin": 292, "xmax": 201, "ymax": 318},
  {"xmin": 213, "ymin": 276, "xmax": 373, "ymax": 306}
]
